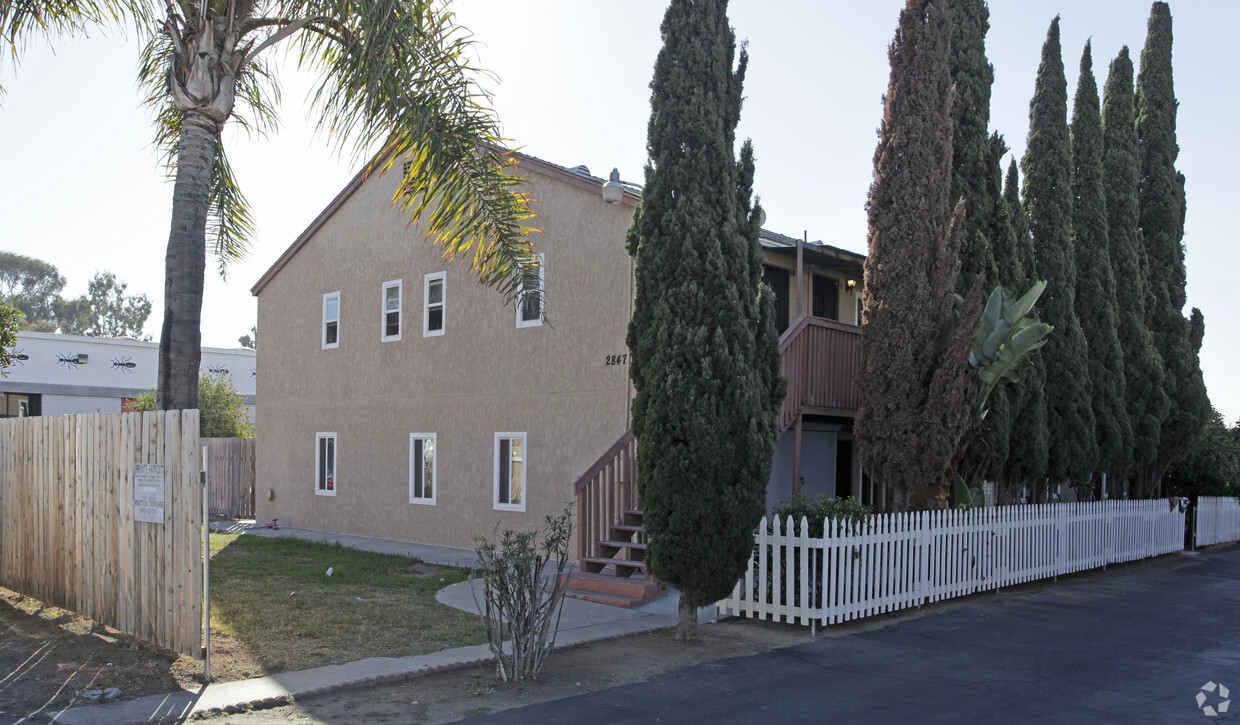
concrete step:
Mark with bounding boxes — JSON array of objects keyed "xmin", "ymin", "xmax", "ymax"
[
  {"xmin": 560, "ymin": 571, "xmax": 663, "ymax": 601},
  {"xmin": 562, "ymin": 588, "xmax": 647, "ymax": 609}
]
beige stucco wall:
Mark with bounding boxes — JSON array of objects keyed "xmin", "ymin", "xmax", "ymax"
[{"xmin": 255, "ymin": 165, "xmax": 636, "ymax": 550}]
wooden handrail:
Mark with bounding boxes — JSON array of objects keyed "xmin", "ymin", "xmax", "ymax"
[
  {"xmin": 574, "ymin": 429, "xmax": 636, "ymax": 494},
  {"xmin": 573, "ymin": 430, "xmax": 639, "ymax": 563}
]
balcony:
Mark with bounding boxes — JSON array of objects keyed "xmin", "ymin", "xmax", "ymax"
[{"xmin": 777, "ymin": 315, "xmax": 862, "ymax": 435}]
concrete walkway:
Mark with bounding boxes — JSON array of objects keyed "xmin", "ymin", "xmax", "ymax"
[{"xmin": 47, "ymin": 523, "xmax": 681, "ymax": 725}]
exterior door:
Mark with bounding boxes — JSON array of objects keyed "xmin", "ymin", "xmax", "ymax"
[{"xmin": 812, "ymin": 275, "xmax": 839, "ymax": 321}]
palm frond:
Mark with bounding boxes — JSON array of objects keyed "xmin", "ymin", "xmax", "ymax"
[
  {"xmin": 1, "ymin": 0, "xmax": 153, "ymax": 56},
  {"xmin": 207, "ymin": 141, "xmax": 255, "ymax": 278},
  {"xmin": 1, "ymin": 0, "xmax": 154, "ymax": 99},
  {"xmin": 268, "ymin": 0, "xmax": 538, "ymax": 301}
]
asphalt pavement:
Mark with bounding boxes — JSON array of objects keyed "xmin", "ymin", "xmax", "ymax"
[{"xmin": 462, "ymin": 546, "xmax": 1240, "ymax": 724}]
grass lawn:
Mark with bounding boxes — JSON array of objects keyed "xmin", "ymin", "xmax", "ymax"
[{"xmin": 176, "ymin": 533, "xmax": 487, "ymax": 684}]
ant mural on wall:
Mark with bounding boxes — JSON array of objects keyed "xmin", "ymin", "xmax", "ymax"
[
  {"xmin": 10, "ymin": 349, "xmax": 28, "ymax": 366},
  {"xmin": 112, "ymin": 356, "xmax": 137, "ymax": 373},
  {"xmin": 206, "ymin": 363, "xmax": 230, "ymax": 376},
  {"xmin": 56, "ymin": 353, "xmax": 82, "ymax": 369}
]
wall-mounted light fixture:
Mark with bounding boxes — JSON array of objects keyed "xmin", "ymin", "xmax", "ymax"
[
  {"xmin": 845, "ymin": 279, "xmax": 857, "ymax": 295},
  {"xmin": 75, "ymin": 353, "xmax": 89, "ymax": 364},
  {"xmin": 602, "ymin": 168, "xmax": 624, "ymax": 204}
]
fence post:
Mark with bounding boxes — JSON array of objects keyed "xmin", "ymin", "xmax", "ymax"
[
  {"xmin": 916, "ymin": 510, "xmax": 930, "ymax": 607},
  {"xmin": 1054, "ymin": 504, "xmax": 1067, "ymax": 582}
]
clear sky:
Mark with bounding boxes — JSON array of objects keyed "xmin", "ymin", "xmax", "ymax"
[{"xmin": 1, "ymin": 1, "xmax": 1236, "ymax": 424}]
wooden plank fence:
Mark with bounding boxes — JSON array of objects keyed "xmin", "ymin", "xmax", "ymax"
[
  {"xmin": 205, "ymin": 438, "xmax": 255, "ymax": 519},
  {"xmin": 1195, "ymin": 496, "xmax": 1240, "ymax": 547},
  {"xmin": 717, "ymin": 499, "xmax": 1185, "ymax": 628},
  {"xmin": 0, "ymin": 411, "xmax": 204, "ymax": 658}
]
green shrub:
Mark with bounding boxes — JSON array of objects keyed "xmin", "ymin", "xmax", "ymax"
[
  {"xmin": 770, "ymin": 494, "xmax": 873, "ymax": 537},
  {"xmin": 757, "ymin": 495, "xmax": 874, "ymax": 609}
]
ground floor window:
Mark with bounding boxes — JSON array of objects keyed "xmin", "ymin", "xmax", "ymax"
[
  {"xmin": 409, "ymin": 433, "xmax": 436, "ymax": 504},
  {"xmin": 316, "ymin": 432, "xmax": 337, "ymax": 496},
  {"xmin": 494, "ymin": 432, "xmax": 526, "ymax": 511}
]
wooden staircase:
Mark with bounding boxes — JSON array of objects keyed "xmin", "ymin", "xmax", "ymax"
[
  {"xmin": 567, "ymin": 435, "xmax": 665, "ymax": 608},
  {"xmin": 564, "ymin": 508, "xmax": 663, "ymax": 608}
]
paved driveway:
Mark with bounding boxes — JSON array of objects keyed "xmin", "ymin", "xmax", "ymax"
[{"xmin": 464, "ymin": 547, "xmax": 1240, "ymax": 723}]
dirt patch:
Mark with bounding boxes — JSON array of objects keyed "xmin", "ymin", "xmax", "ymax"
[
  {"xmin": 192, "ymin": 618, "xmax": 813, "ymax": 724},
  {"xmin": 0, "ymin": 588, "xmax": 186, "ymax": 722}
]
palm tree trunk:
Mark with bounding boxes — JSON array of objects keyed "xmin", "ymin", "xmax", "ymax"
[{"xmin": 157, "ymin": 110, "xmax": 216, "ymax": 411}]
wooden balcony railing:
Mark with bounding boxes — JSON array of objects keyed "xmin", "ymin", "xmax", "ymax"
[
  {"xmin": 573, "ymin": 430, "xmax": 638, "ymax": 563},
  {"xmin": 778, "ymin": 315, "xmax": 862, "ymax": 435}
]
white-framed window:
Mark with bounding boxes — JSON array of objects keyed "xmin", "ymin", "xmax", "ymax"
[
  {"xmin": 322, "ymin": 292, "xmax": 340, "ymax": 349},
  {"xmin": 381, "ymin": 280, "xmax": 402, "ymax": 342},
  {"xmin": 315, "ymin": 432, "xmax": 337, "ymax": 496},
  {"xmin": 516, "ymin": 255, "xmax": 545, "ymax": 328},
  {"xmin": 424, "ymin": 272, "xmax": 446, "ymax": 337},
  {"xmin": 494, "ymin": 432, "xmax": 527, "ymax": 511},
  {"xmin": 409, "ymin": 433, "xmax": 436, "ymax": 505}
]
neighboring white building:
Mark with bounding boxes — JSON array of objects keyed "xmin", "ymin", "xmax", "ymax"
[{"xmin": 0, "ymin": 331, "xmax": 256, "ymax": 418}]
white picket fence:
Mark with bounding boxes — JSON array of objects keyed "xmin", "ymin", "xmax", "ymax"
[
  {"xmin": 1195, "ymin": 496, "xmax": 1240, "ymax": 547},
  {"xmin": 717, "ymin": 500, "xmax": 1185, "ymax": 628}
]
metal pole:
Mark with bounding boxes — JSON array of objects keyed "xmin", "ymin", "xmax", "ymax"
[{"xmin": 203, "ymin": 450, "xmax": 211, "ymax": 683}]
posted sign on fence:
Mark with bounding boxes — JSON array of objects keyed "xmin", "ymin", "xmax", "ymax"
[{"xmin": 134, "ymin": 464, "xmax": 166, "ymax": 524}]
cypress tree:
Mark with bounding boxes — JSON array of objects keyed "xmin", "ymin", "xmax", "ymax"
[
  {"xmin": 949, "ymin": 0, "xmax": 1013, "ymax": 487},
  {"xmin": 625, "ymin": 0, "xmax": 782, "ymax": 640},
  {"xmin": 948, "ymin": 0, "xmax": 999, "ymax": 295},
  {"xmin": 1021, "ymin": 17, "xmax": 1097, "ymax": 492},
  {"xmin": 1102, "ymin": 45, "xmax": 1168, "ymax": 489},
  {"xmin": 1070, "ymin": 41, "xmax": 1132, "ymax": 485},
  {"xmin": 1002, "ymin": 158, "xmax": 1050, "ymax": 499},
  {"xmin": 856, "ymin": 0, "xmax": 979, "ymax": 505},
  {"xmin": 1136, "ymin": 1, "xmax": 1210, "ymax": 492}
]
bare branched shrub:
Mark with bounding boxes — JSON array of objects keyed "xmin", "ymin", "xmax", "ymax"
[{"xmin": 470, "ymin": 507, "xmax": 572, "ymax": 681}]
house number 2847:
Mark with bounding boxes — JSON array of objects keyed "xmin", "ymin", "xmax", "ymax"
[{"xmin": 605, "ymin": 354, "xmax": 628, "ymax": 366}]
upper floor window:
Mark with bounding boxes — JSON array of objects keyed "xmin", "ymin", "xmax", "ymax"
[
  {"xmin": 494, "ymin": 432, "xmax": 527, "ymax": 511},
  {"xmin": 424, "ymin": 272, "xmax": 445, "ymax": 337},
  {"xmin": 516, "ymin": 255, "xmax": 545, "ymax": 328},
  {"xmin": 382, "ymin": 280, "xmax": 402, "ymax": 342},
  {"xmin": 323, "ymin": 292, "xmax": 340, "ymax": 349},
  {"xmin": 409, "ymin": 433, "xmax": 436, "ymax": 504},
  {"xmin": 316, "ymin": 432, "xmax": 337, "ymax": 496}
]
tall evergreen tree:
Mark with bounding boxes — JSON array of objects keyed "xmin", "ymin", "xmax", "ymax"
[
  {"xmin": 856, "ymin": 0, "xmax": 979, "ymax": 505},
  {"xmin": 626, "ymin": 0, "xmax": 782, "ymax": 640},
  {"xmin": 1021, "ymin": 17, "xmax": 1097, "ymax": 492},
  {"xmin": 1070, "ymin": 41, "xmax": 1131, "ymax": 484},
  {"xmin": 1102, "ymin": 45, "xmax": 1168, "ymax": 489},
  {"xmin": 1136, "ymin": 1, "xmax": 1209, "ymax": 492},
  {"xmin": 948, "ymin": 0, "xmax": 999, "ymax": 295},
  {"xmin": 1002, "ymin": 159, "xmax": 1050, "ymax": 499},
  {"xmin": 949, "ymin": 0, "xmax": 1012, "ymax": 486}
]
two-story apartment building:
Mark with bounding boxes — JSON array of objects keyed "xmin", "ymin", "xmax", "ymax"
[{"xmin": 251, "ymin": 153, "xmax": 865, "ymax": 567}]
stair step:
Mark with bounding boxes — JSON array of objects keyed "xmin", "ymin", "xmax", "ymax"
[
  {"xmin": 612, "ymin": 524, "xmax": 645, "ymax": 533},
  {"xmin": 599, "ymin": 539, "xmax": 648, "ymax": 551},
  {"xmin": 561, "ymin": 571, "xmax": 663, "ymax": 601},
  {"xmin": 624, "ymin": 509, "xmax": 643, "ymax": 516},
  {"xmin": 582, "ymin": 556, "xmax": 647, "ymax": 570},
  {"xmin": 578, "ymin": 557, "xmax": 649, "ymax": 576}
]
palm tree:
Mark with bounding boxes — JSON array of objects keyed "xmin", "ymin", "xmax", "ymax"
[
  {"xmin": 141, "ymin": 0, "xmax": 535, "ymax": 409},
  {"xmin": 5, "ymin": 1, "xmax": 537, "ymax": 411}
]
